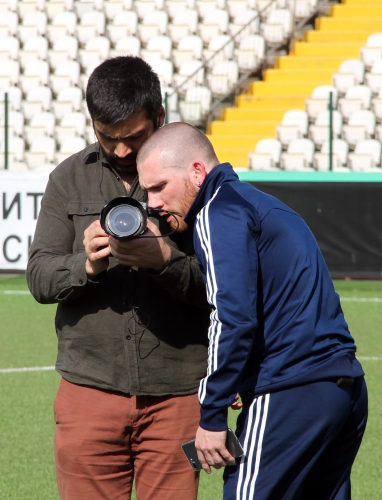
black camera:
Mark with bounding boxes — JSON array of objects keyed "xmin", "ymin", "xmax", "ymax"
[{"xmin": 100, "ymin": 196, "xmax": 149, "ymax": 240}]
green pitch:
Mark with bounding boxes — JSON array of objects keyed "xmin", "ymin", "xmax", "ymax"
[{"xmin": 0, "ymin": 276, "xmax": 381, "ymax": 499}]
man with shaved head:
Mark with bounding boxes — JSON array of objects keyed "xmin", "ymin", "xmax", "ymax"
[{"xmin": 138, "ymin": 122, "xmax": 367, "ymax": 500}]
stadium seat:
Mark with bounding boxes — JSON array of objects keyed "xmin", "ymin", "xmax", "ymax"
[
  {"xmin": 135, "ymin": 0, "xmax": 160, "ymax": 21},
  {"xmin": 50, "ymin": 60, "xmax": 81, "ymax": 94},
  {"xmin": 0, "ymin": 12, "xmax": 18, "ymax": 38},
  {"xmin": 137, "ymin": 10, "xmax": 168, "ymax": 44},
  {"xmin": 0, "ymin": 60, "xmax": 19, "ymax": 87},
  {"xmin": 0, "ymin": 86, "xmax": 22, "ymax": 111},
  {"xmin": 249, "ymin": 138, "xmax": 282, "ymax": 170},
  {"xmin": 314, "ymin": 138, "xmax": 349, "ymax": 171},
  {"xmin": 18, "ymin": 0, "xmax": 46, "ymax": 20},
  {"xmin": 173, "ymin": 60, "xmax": 204, "ymax": 91},
  {"xmin": 22, "ymin": 86, "xmax": 52, "ymax": 118},
  {"xmin": 48, "ymin": 36, "xmax": 79, "ymax": 70},
  {"xmin": 172, "ymin": 35, "xmax": 203, "ymax": 69},
  {"xmin": 56, "ymin": 111, "xmax": 86, "ymax": 144},
  {"xmin": 0, "ymin": 0, "xmax": 17, "ymax": 13},
  {"xmin": 203, "ymin": 35, "xmax": 234, "ymax": 67},
  {"xmin": 207, "ymin": 59, "xmax": 238, "ymax": 96},
  {"xmin": 18, "ymin": 11, "xmax": 47, "ymax": 44},
  {"xmin": 0, "ymin": 136, "xmax": 25, "ymax": 165},
  {"xmin": 76, "ymin": 10, "xmax": 105, "ymax": 45},
  {"xmin": 292, "ymin": 0, "xmax": 316, "ymax": 21},
  {"xmin": 261, "ymin": 8, "xmax": 293, "ymax": 46},
  {"xmin": 168, "ymin": 9, "xmax": 199, "ymax": 43},
  {"xmin": 166, "ymin": 0, "xmax": 190, "ymax": 20},
  {"xmin": 103, "ymin": 0, "xmax": 124, "ymax": 23},
  {"xmin": 280, "ymin": 138, "xmax": 315, "ymax": 171},
  {"xmin": 196, "ymin": 0, "xmax": 224, "ymax": 21},
  {"xmin": 141, "ymin": 35, "xmax": 172, "ymax": 61},
  {"xmin": 52, "ymin": 86, "xmax": 83, "ymax": 118},
  {"xmin": 106, "ymin": 11, "xmax": 138, "ymax": 44},
  {"xmin": 309, "ymin": 110, "xmax": 343, "ymax": 148},
  {"xmin": 360, "ymin": 33, "xmax": 382, "ymax": 70},
  {"xmin": 46, "ymin": 0, "xmax": 75, "ymax": 22},
  {"xmin": 56, "ymin": 136, "xmax": 86, "ymax": 163},
  {"xmin": 109, "ymin": 35, "xmax": 141, "ymax": 57},
  {"xmin": 235, "ymin": 34, "xmax": 265, "ymax": 72},
  {"xmin": 162, "ymin": 86, "xmax": 178, "ymax": 112},
  {"xmin": 306, "ymin": 85, "xmax": 338, "ymax": 122},
  {"xmin": 20, "ymin": 61, "xmax": 50, "ymax": 94},
  {"xmin": 371, "ymin": 88, "xmax": 382, "ymax": 123},
  {"xmin": 25, "ymin": 111, "xmax": 56, "ymax": 146},
  {"xmin": 228, "ymin": 8, "xmax": 260, "ymax": 39},
  {"xmin": 365, "ymin": 60, "xmax": 382, "ymax": 95},
  {"xmin": 342, "ymin": 109, "xmax": 376, "ymax": 148},
  {"xmin": 332, "ymin": 59, "xmax": 365, "ymax": 95},
  {"xmin": 79, "ymin": 35, "xmax": 110, "ymax": 70},
  {"xmin": 179, "ymin": 85, "xmax": 211, "ymax": 124},
  {"xmin": 74, "ymin": 0, "xmax": 105, "ymax": 21},
  {"xmin": 348, "ymin": 139, "xmax": 382, "ymax": 171},
  {"xmin": 338, "ymin": 85, "xmax": 372, "ymax": 122},
  {"xmin": 150, "ymin": 59, "xmax": 174, "ymax": 86},
  {"xmin": 199, "ymin": 9, "xmax": 229, "ymax": 44},
  {"xmin": 276, "ymin": 109, "xmax": 309, "ymax": 148},
  {"xmin": 47, "ymin": 12, "xmax": 78, "ymax": 43},
  {"xmin": 19, "ymin": 36, "xmax": 48, "ymax": 69},
  {"xmin": 0, "ymin": 110, "xmax": 24, "ymax": 136},
  {"xmin": 25, "ymin": 136, "xmax": 56, "ymax": 167},
  {"xmin": 256, "ymin": 0, "xmax": 276, "ymax": 21},
  {"xmin": 0, "ymin": 36, "xmax": 19, "ymax": 60}
]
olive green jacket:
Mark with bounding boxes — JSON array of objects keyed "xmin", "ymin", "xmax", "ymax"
[{"xmin": 27, "ymin": 143, "xmax": 210, "ymax": 395}]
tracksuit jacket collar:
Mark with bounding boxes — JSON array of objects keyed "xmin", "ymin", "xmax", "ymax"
[{"xmin": 185, "ymin": 162, "xmax": 238, "ymax": 224}]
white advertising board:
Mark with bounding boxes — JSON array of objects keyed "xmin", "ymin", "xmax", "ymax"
[{"xmin": 0, "ymin": 171, "xmax": 50, "ymax": 271}]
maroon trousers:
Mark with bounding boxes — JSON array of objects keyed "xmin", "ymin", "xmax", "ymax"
[{"xmin": 54, "ymin": 378, "xmax": 200, "ymax": 500}]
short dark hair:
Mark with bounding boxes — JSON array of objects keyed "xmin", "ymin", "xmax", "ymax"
[{"xmin": 86, "ymin": 56, "xmax": 162, "ymax": 125}]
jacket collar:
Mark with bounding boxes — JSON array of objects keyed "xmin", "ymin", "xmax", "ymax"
[{"xmin": 185, "ymin": 163, "xmax": 238, "ymax": 224}]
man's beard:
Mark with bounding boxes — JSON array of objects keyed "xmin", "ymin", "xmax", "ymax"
[
  {"xmin": 168, "ymin": 178, "xmax": 199, "ymax": 233},
  {"xmin": 100, "ymin": 145, "xmax": 137, "ymax": 176}
]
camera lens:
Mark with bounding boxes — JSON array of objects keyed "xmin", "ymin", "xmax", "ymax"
[{"xmin": 106, "ymin": 205, "xmax": 143, "ymax": 238}]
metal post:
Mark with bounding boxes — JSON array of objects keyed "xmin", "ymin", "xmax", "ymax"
[
  {"xmin": 328, "ymin": 91, "xmax": 333, "ymax": 172},
  {"xmin": 4, "ymin": 92, "xmax": 9, "ymax": 170},
  {"xmin": 164, "ymin": 92, "xmax": 169, "ymax": 125}
]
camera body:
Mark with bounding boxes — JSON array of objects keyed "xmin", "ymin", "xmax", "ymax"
[{"xmin": 100, "ymin": 196, "xmax": 148, "ymax": 240}]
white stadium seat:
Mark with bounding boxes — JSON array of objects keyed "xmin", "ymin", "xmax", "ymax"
[
  {"xmin": 249, "ymin": 138, "xmax": 282, "ymax": 170},
  {"xmin": 52, "ymin": 86, "xmax": 83, "ymax": 118},
  {"xmin": 179, "ymin": 85, "xmax": 212, "ymax": 124},
  {"xmin": 262, "ymin": 8, "xmax": 293, "ymax": 46},
  {"xmin": 365, "ymin": 60, "xmax": 382, "ymax": 95},
  {"xmin": 172, "ymin": 35, "xmax": 203, "ymax": 68},
  {"xmin": 347, "ymin": 139, "xmax": 382, "ymax": 171},
  {"xmin": 281, "ymin": 138, "xmax": 315, "ymax": 171},
  {"xmin": 76, "ymin": 10, "xmax": 105, "ymax": 45},
  {"xmin": 173, "ymin": 60, "xmax": 204, "ymax": 91},
  {"xmin": 338, "ymin": 85, "xmax": 372, "ymax": 122},
  {"xmin": 106, "ymin": 10, "xmax": 138, "ymax": 44},
  {"xmin": 150, "ymin": 59, "xmax": 174, "ymax": 86},
  {"xmin": 235, "ymin": 34, "xmax": 265, "ymax": 72},
  {"xmin": 0, "ymin": 111, "xmax": 24, "ymax": 136},
  {"xmin": 48, "ymin": 36, "xmax": 79, "ymax": 70},
  {"xmin": 0, "ymin": 36, "xmax": 19, "ymax": 60},
  {"xmin": 25, "ymin": 136, "xmax": 56, "ymax": 167},
  {"xmin": 50, "ymin": 60, "xmax": 81, "ymax": 94},
  {"xmin": 306, "ymin": 85, "xmax": 338, "ymax": 122},
  {"xmin": 18, "ymin": 11, "xmax": 47, "ymax": 44},
  {"xmin": 203, "ymin": 35, "xmax": 234, "ymax": 67},
  {"xmin": 199, "ymin": 9, "xmax": 229, "ymax": 44},
  {"xmin": 137, "ymin": 10, "xmax": 168, "ymax": 44},
  {"xmin": 276, "ymin": 109, "xmax": 309, "ymax": 147},
  {"xmin": 25, "ymin": 111, "xmax": 56, "ymax": 146},
  {"xmin": 47, "ymin": 12, "xmax": 78, "ymax": 43},
  {"xmin": 141, "ymin": 35, "xmax": 172, "ymax": 61},
  {"xmin": 314, "ymin": 138, "xmax": 349, "ymax": 171},
  {"xmin": 19, "ymin": 36, "xmax": 48, "ymax": 69},
  {"xmin": 110, "ymin": 36, "xmax": 141, "ymax": 57},
  {"xmin": 0, "ymin": 12, "xmax": 18, "ymax": 37},
  {"xmin": 342, "ymin": 109, "xmax": 376, "ymax": 148},
  {"xmin": 332, "ymin": 59, "xmax": 365, "ymax": 95},
  {"xmin": 168, "ymin": 9, "xmax": 199, "ymax": 43},
  {"xmin": 360, "ymin": 33, "xmax": 382, "ymax": 70},
  {"xmin": 56, "ymin": 136, "xmax": 86, "ymax": 163},
  {"xmin": 207, "ymin": 59, "xmax": 238, "ymax": 96},
  {"xmin": 22, "ymin": 86, "xmax": 52, "ymax": 118},
  {"xmin": 0, "ymin": 60, "xmax": 19, "ymax": 87},
  {"xmin": 79, "ymin": 36, "xmax": 110, "ymax": 70},
  {"xmin": 0, "ymin": 86, "xmax": 22, "ymax": 111},
  {"xmin": 228, "ymin": 8, "xmax": 260, "ymax": 39},
  {"xmin": 309, "ymin": 110, "xmax": 343, "ymax": 148}
]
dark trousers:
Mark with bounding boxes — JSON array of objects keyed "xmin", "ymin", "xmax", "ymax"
[{"xmin": 224, "ymin": 377, "xmax": 368, "ymax": 500}]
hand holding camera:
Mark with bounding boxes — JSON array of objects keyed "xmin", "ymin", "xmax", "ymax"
[{"xmin": 83, "ymin": 220, "xmax": 111, "ymax": 278}]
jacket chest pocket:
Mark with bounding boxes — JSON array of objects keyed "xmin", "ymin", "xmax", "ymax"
[{"xmin": 67, "ymin": 201, "xmax": 106, "ymax": 252}]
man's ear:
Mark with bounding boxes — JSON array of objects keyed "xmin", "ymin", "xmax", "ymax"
[
  {"xmin": 191, "ymin": 161, "xmax": 208, "ymax": 187},
  {"xmin": 157, "ymin": 106, "xmax": 166, "ymax": 129}
]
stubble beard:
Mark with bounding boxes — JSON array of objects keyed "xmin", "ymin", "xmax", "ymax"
[{"xmin": 169, "ymin": 178, "xmax": 199, "ymax": 233}]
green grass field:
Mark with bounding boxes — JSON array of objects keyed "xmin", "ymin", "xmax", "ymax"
[{"xmin": 0, "ymin": 276, "xmax": 381, "ymax": 500}]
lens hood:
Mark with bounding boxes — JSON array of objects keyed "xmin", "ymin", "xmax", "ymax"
[{"xmin": 100, "ymin": 196, "xmax": 148, "ymax": 240}]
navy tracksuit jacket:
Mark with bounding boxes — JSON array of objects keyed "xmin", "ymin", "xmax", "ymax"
[{"xmin": 185, "ymin": 163, "xmax": 364, "ymax": 432}]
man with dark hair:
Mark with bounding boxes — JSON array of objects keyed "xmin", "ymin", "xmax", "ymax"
[
  {"xmin": 137, "ymin": 122, "xmax": 368, "ymax": 500},
  {"xmin": 27, "ymin": 57, "xmax": 210, "ymax": 500}
]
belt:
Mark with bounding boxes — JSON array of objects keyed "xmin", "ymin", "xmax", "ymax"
[{"xmin": 336, "ymin": 377, "xmax": 354, "ymax": 387}]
